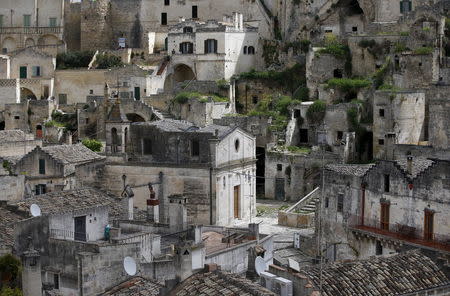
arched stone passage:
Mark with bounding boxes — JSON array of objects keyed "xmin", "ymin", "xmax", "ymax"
[
  {"xmin": 25, "ymin": 38, "xmax": 35, "ymax": 48},
  {"xmin": 2, "ymin": 37, "xmax": 17, "ymax": 53},
  {"xmin": 126, "ymin": 113, "xmax": 145, "ymax": 122},
  {"xmin": 38, "ymin": 34, "xmax": 59, "ymax": 46},
  {"xmin": 173, "ymin": 64, "xmax": 195, "ymax": 83},
  {"xmin": 20, "ymin": 88, "xmax": 37, "ymax": 101}
]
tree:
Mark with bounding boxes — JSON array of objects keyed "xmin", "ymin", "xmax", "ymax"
[
  {"xmin": 82, "ymin": 139, "xmax": 103, "ymax": 152},
  {"xmin": 0, "ymin": 254, "xmax": 21, "ymax": 289},
  {"xmin": 0, "ymin": 287, "xmax": 22, "ymax": 296}
]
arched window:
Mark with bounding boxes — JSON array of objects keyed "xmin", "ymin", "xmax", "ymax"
[
  {"xmin": 243, "ymin": 46, "xmax": 248, "ymax": 54},
  {"xmin": 180, "ymin": 42, "xmax": 193, "ymax": 54},
  {"xmin": 183, "ymin": 26, "xmax": 193, "ymax": 33},
  {"xmin": 111, "ymin": 127, "xmax": 118, "ymax": 153},
  {"xmin": 204, "ymin": 39, "xmax": 218, "ymax": 54},
  {"xmin": 247, "ymin": 46, "xmax": 255, "ymax": 55}
]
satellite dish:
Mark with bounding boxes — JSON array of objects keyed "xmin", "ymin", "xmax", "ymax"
[
  {"xmin": 255, "ymin": 256, "xmax": 267, "ymax": 275},
  {"xmin": 123, "ymin": 256, "xmax": 137, "ymax": 276},
  {"xmin": 30, "ymin": 204, "xmax": 41, "ymax": 217}
]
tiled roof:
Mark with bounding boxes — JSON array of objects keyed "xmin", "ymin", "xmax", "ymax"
[
  {"xmin": 0, "ymin": 207, "xmax": 25, "ymax": 249},
  {"xmin": 303, "ymin": 250, "xmax": 450, "ymax": 296},
  {"xmin": 12, "ymin": 188, "xmax": 127, "ymax": 220},
  {"xmin": 197, "ymin": 125, "xmax": 234, "ymax": 139},
  {"xmin": 395, "ymin": 157, "xmax": 434, "ymax": 178},
  {"xmin": 102, "ymin": 277, "xmax": 162, "ymax": 296},
  {"xmin": 42, "ymin": 144, "xmax": 105, "ymax": 165},
  {"xmin": 325, "ymin": 163, "xmax": 375, "ymax": 177},
  {"xmin": 138, "ymin": 119, "xmax": 196, "ymax": 132},
  {"xmin": 0, "ymin": 130, "xmax": 35, "ymax": 142},
  {"xmin": 173, "ymin": 271, "xmax": 276, "ymax": 296}
]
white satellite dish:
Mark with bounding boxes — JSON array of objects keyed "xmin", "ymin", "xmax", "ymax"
[
  {"xmin": 30, "ymin": 204, "xmax": 41, "ymax": 217},
  {"xmin": 123, "ymin": 256, "xmax": 137, "ymax": 276},
  {"xmin": 255, "ymin": 256, "xmax": 267, "ymax": 275}
]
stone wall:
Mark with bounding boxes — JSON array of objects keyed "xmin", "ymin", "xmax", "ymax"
[
  {"xmin": 63, "ymin": 0, "xmax": 81, "ymax": 51},
  {"xmin": 0, "ymin": 175, "xmax": 25, "ymax": 202}
]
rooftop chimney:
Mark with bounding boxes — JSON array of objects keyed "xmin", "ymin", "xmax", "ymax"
[{"xmin": 407, "ymin": 156, "xmax": 413, "ymax": 175}]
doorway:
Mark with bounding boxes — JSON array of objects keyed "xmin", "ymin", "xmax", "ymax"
[
  {"xmin": 234, "ymin": 185, "xmax": 240, "ymax": 218},
  {"xmin": 424, "ymin": 209, "xmax": 434, "ymax": 240},
  {"xmin": 134, "ymin": 87, "xmax": 141, "ymax": 100},
  {"xmin": 74, "ymin": 216, "xmax": 86, "ymax": 241},
  {"xmin": 256, "ymin": 147, "xmax": 265, "ymax": 197},
  {"xmin": 275, "ymin": 178, "xmax": 285, "ymax": 200},
  {"xmin": 20, "ymin": 66, "xmax": 27, "ymax": 79}
]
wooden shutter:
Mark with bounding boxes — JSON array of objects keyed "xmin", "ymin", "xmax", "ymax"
[{"xmin": 380, "ymin": 202, "xmax": 390, "ymax": 231}]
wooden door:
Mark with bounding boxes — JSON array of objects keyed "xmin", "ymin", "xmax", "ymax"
[
  {"xmin": 74, "ymin": 216, "xmax": 86, "ymax": 241},
  {"xmin": 380, "ymin": 202, "xmax": 390, "ymax": 231},
  {"xmin": 134, "ymin": 87, "xmax": 140, "ymax": 100},
  {"xmin": 234, "ymin": 185, "xmax": 240, "ymax": 218},
  {"xmin": 424, "ymin": 210, "xmax": 434, "ymax": 240},
  {"xmin": 20, "ymin": 66, "xmax": 27, "ymax": 79},
  {"xmin": 275, "ymin": 178, "xmax": 285, "ymax": 200}
]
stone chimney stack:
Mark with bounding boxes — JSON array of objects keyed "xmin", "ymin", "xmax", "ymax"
[
  {"xmin": 407, "ymin": 156, "xmax": 413, "ymax": 175},
  {"xmin": 233, "ymin": 12, "xmax": 239, "ymax": 30},
  {"xmin": 147, "ymin": 184, "xmax": 160, "ymax": 223},
  {"xmin": 22, "ymin": 240, "xmax": 42, "ymax": 296},
  {"xmin": 169, "ymin": 194, "xmax": 188, "ymax": 232}
]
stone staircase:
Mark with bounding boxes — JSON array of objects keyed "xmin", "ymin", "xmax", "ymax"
[
  {"xmin": 296, "ymin": 194, "xmax": 320, "ymax": 214},
  {"xmin": 278, "ymin": 187, "xmax": 321, "ymax": 228},
  {"xmin": 151, "ymin": 107, "xmax": 174, "ymax": 120}
]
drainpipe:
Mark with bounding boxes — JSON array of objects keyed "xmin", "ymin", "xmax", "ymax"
[
  {"xmin": 209, "ymin": 167, "xmax": 213, "ymax": 225},
  {"xmin": 361, "ymin": 183, "xmax": 365, "ymax": 226}
]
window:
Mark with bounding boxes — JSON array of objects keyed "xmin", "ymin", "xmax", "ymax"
[
  {"xmin": 325, "ymin": 197, "xmax": 329, "ymax": 208},
  {"xmin": 204, "ymin": 39, "xmax": 218, "ymax": 54},
  {"xmin": 247, "ymin": 46, "xmax": 255, "ymax": 55},
  {"xmin": 333, "ymin": 69, "xmax": 343, "ymax": 78},
  {"xmin": 58, "ymin": 94, "xmax": 67, "ymax": 105},
  {"xmin": 375, "ymin": 241, "xmax": 383, "ymax": 255},
  {"xmin": 243, "ymin": 46, "xmax": 247, "ymax": 54},
  {"xmin": 183, "ymin": 27, "xmax": 193, "ymax": 33},
  {"xmin": 337, "ymin": 194, "xmax": 343, "ymax": 212},
  {"xmin": 32, "ymin": 66, "xmax": 41, "ymax": 77},
  {"xmin": 252, "ymin": 96, "xmax": 258, "ymax": 104},
  {"xmin": 192, "ymin": 6, "xmax": 198, "ymax": 19},
  {"xmin": 14, "ymin": 116, "xmax": 20, "ymax": 120},
  {"xmin": 53, "ymin": 273, "xmax": 59, "ymax": 289},
  {"xmin": 352, "ymin": 26, "xmax": 358, "ymax": 32},
  {"xmin": 20, "ymin": 66, "xmax": 27, "ymax": 79},
  {"xmin": 49, "ymin": 18, "xmax": 57, "ymax": 27},
  {"xmin": 380, "ymin": 201, "xmax": 390, "ymax": 230},
  {"xmin": 35, "ymin": 184, "xmax": 46, "ymax": 195},
  {"xmin": 23, "ymin": 15, "xmax": 31, "ymax": 27},
  {"xmin": 85, "ymin": 118, "xmax": 89, "ymax": 124},
  {"xmin": 0, "ymin": 15, "xmax": 3, "ymax": 27},
  {"xmin": 378, "ymin": 139, "xmax": 384, "ymax": 145},
  {"xmin": 379, "ymin": 109, "xmax": 385, "ymax": 117},
  {"xmin": 384, "ymin": 174, "xmax": 390, "ymax": 192},
  {"xmin": 299, "ymin": 129, "xmax": 308, "ymax": 143},
  {"xmin": 39, "ymin": 159, "xmax": 45, "ymax": 175},
  {"xmin": 234, "ymin": 139, "xmax": 240, "ymax": 152},
  {"xmin": 400, "ymin": 0, "xmax": 412, "ymax": 13},
  {"xmin": 277, "ymin": 164, "xmax": 282, "ymax": 171},
  {"xmin": 2, "ymin": 48, "xmax": 7, "ymax": 54},
  {"xmin": 123, "ymin": 81, "xmax": 128, "ymax": 87},
  {"xmin": 191, "ymin": 139, "xmax": 200, "ymax": 156},
  {"xmin": 337, "ymin": 131, "xmax": 343, "ymax": 141},
  {"xmin": 180, "ymin": 42, "xmax": 193, "ymax": 54},
  {"xmin": 161, "ymin": 13, "xmax": 167, "ymax": 25},
  {"xmin": 164, "ymin": 0, "xmax": 170, "ymax": 5},
  {"xmin": 294, "ymin": 109, "xmax": 300, "ymax": 118},
  {"xmin": 89, "ymin": 89, "xmax": 93, "ymax": 94},
  {"xmin": 143, "ymin": 139, "xmax": 152, "ymax": 155}
]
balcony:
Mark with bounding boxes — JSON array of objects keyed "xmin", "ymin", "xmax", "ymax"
[
  {"xmin": 348, "ymin": 215, "xmax": 450, "ymax": 253},
  {"xmin": 0, "ymin": 26, "xmax": 62, "ymax": 35},
  {"xmin": 50, "ymin": 229, "xmax": 89, "ymax": 242}
]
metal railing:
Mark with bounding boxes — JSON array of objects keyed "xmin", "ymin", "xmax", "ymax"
[
  {"xmin": 348, "ymin": 215, "xmax": 450, "ymax": 248},
  {"xmin": 285, "ymin": 187, "xmax": 320, "ymax": 213},
  {"xmin": 0, "ymin": 26, "xmax": 62, "ymax": 34},
  {"xmin": 50, "ymin": 229, "xmax": 88, "ymax": 242}
]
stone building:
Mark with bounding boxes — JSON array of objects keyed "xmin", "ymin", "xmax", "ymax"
[
  {"xmin": 0, "ymin": 0, "xmax": 65, "ymax": 54},
  {"xmin": 166, "ymin": 15, "xmax": 259, "ymax": 84},
  {"xmin": 268, "ymin": 249, "xmax": 450, "ymax": 296},
  {"xmin": 13, "ymin": 143, "xmax": 105, "ymax": 196},
  {"xmin": 102, "ymin": 104, "xmax": 257, "ymax": 225},
  {"xmin": 319, "ymin": 157, "xmax": 450, "ymax": 262},
  {"xmin": 0, "ymin": 129, "xmax": 42, "ymax": 157}
]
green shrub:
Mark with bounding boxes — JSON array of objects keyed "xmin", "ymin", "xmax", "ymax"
[
  {"xmin": 413, "ymin": 47, "xmax": 433, "ymax": 55},
  {"xmin": 82, "ymin": 139, "xmax": 102, "ymax": 152},
  {"xmin": 49, "ymin": 110, "xmax": 77, "ymax": 131},
  {"xmin": 286, "ymin": 146, "xmax": 311, "ymax": 154},
  {"xmin": 173, "ymin": 92, "xmax": 228, "ymax": 104},
  {"xmin": 44, "ymin": 120, "xmax": 65, "ymax": 128},
  {"xmin": 326, "ymin": 78, "xmax": 371, "ymax": 92},
  {"xmin": 358, "ymin": 39, "xmax": 376, "ymax": 48},
  {"xmin": 216, "ymin": 79, "xmax": 229, "ymax": 90},
  {"xmin": 56, "ymin": 51, "xmax": 95, "ymax": 69},
  {"xmin": 394, "ymin": 42, "xmax": 408, "ymax": 53},
  {"xmin": 372, "ymin": 57, "xmax": 391, "ymax": 89},
  {"xmin": 306, "ymin": 100, "xmax": 326, "ymax": 124},
  {"xmin": 95, "ymin": 54, "xmax": 124, "ymax": 69},
  {"xmin": 0, "ymin": 287, "xmax": 22, "ymax": 296},
  {"xmin": 400, "ymin": 31, "xmax": 409, "ymax": 36},
  {"xmin": 0, "ymin": 254, "xmax": 21, "ymax": 287},
  {"xmin": 317, "ymin": 36, "xmax": 349, "ymax": 59},
  {"xmin": 293, "ymin": 86, "xmax": 309, "ymax": 101}
]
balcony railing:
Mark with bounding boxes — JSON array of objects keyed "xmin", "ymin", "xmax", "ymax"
[
  {"xmin": 50, "ymin": 229, "xmax": 88, "ymax": 242},
  {"xmin": 0, "ymin": 26, "xmax": 62, "ymax": 34},
  {"xmin": 348, "ymin": 215, "xmax": 450, "ymax": 252}
]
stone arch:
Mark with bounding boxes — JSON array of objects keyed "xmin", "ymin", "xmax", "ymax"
[
  {"xmin": 37, "ymin": 34, "xmax": 59, "ymax": 46},
  {"xmin": 2, "ymin": 37, "xmax": 17, "ymax": 53},
  {"xmin": 173, "ymin": 64, "xmax": 195, "ymax": 83},
  {"xmin": 25, "ymin": 38, "xmax": 35, "ymax": 48},
  {"xmin": 126, "ymin": 113, "xmax": 145, "ymax": 122},
  {"xmin": 111, "ymin": 127, "xmax": 119, "ymax": 153},
  {"xmin": 20, "ymin": 88, "xmax": 37, "ymax": 101}
]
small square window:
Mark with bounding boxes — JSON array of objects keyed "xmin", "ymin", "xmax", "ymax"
[
  {"xmin": 164, "ymin": 0, "xmax": 170, "ymax": 5},
  {"xmin": 252, "ymin": 96, "xmax": 258, "ymax": 104},
  {"xmin": 337, "ymin": 131, "xmax": 343, "ymax": 141},
  {"xmin": 14, "ymin": 116, "xmax": 20, "ymax": 120},
  {"xmin": 277, "ymin": 164, "xmax": 282, "ymax": 171},
  {"xmin": 378, "ymin": 139, "xmax": 385, "ymax": 145},
  {"xmin": 49, "ymin": 17, "xmax": 57, "ymax": 27},
  {"xmin": 379, "ymin": 109, "xmax": 385, "ymax": 117},
  {"xmin": 419, "ymin": 62, "xmax": 422, "ymax": 67},
  {"xmin": 352, "ymin": 26, "xmax": 358, "ymax": 32},
  {"xmin": 89, "ymin": 90, "xmax": 93, "ymax": 94}
]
